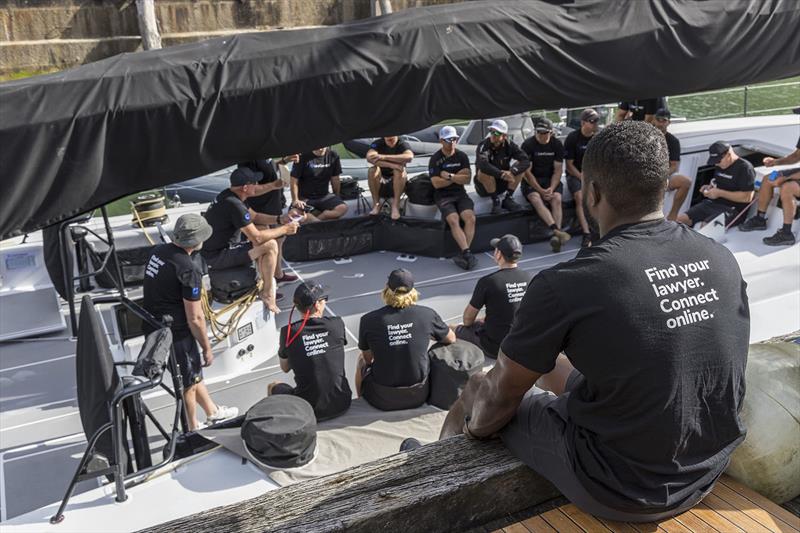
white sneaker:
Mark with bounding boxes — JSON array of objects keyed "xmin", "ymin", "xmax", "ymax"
[{"xmin": 206, "ymin": 405, "xmax": 239, "ymax": 423}]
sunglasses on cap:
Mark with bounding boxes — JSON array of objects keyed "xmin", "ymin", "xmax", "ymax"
[{"xmin": 490, "ymin": 130, "xmax": 505, "ymax": 137}]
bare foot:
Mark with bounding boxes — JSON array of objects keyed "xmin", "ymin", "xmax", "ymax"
[
  {"xmin": 261, "ymin": 293, "xmax": 280, "ymax": 314},
  {"xmin": 369, "ymin": 204, "xmax": 381, "ymax": 216},
  {"xmin": 666, "ymin": 212, "xmax": 678, "ymax": 222},
  {"xmin": 391, "ymin": 206, "xmax": 401, "ymax": 220}
]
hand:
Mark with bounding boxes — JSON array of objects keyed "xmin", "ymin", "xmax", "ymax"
[
  {"xmin": 280, "ymin": 154, "xmax": 300, "ymax": 165},
  {"xmin": 501, "ymin": 170, "xmax": 515, "ymax": 183},
  {"xmin": 367, "ymin": 153, "xmax": 381, "ymax": 165},
  {"xmin": 699, "ymin": 184, "xmax": 711, "ymax": 193},
  {"xmin": 292, "ymin": 200, "xmax": 307, "ymax": 210},
  {"xmin": 203, "ymin": 350, "xmax": 214, "ymax": 367},
  {"xmin": 441, "ymin": 171, "xmax": 450, "ymax": 180},
  {"xmin": 542, "ymin": 187, "xmax": 554, "ymax": 201},
  {"xmin": 283, "ymin": 221, "xmax": 300, "ymax": 235},
  {"xmin": 703, "ymin": 187, "xmax": 720, "ymax": 199},
  {"xmin": 763, "ymin": 156, "xmax": 776, "ymax": 167},
  {"xmin": 286, "ymin": 207, "xmax": 306, "ymax": 223}
]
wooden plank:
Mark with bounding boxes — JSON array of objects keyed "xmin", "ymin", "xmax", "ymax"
[
  {"xmin": 702, "ymin": 492, "xmax": 773, "ymax": 533},
  {"xmin": 519, "ymin": 516, "xmax": 558, "ymax": 533},
  {"xmin": 672, "ymin": 509, "xmax": 720, "ymax": 532},
  {"xmin": 628, "ymin": 521, "xmax": 663, "ymax": 532},
  {"xmin": 652, "ymin": 518, "xmax": 693, "ymax": 533},
  {"xmin": 559, "ymin": 503, "xmax": 613, "ymax": 532},
  {"xmin": 688, "ymin": 502, "xmax": 745, "ymax": 532},
  {"xmin": 711, "ymin": 481, "xmax": 799, "ymax": 532},
  {"xmin": 540, "ymin": 509, "xmax": 584, "ymax": 532},
  {"xmin": 720, "ymin": 476, "xmax": 800, "ymax": 531},
  {"xmin": 597, "ymin": 517, "xmax": 640, "ymax": 532},
  {"xmin": 140, "ymin": 435, "xmax": 560, "ymax": 533},
  {"xmin": 501, "ymin": 523, "xmax": 531, "ymax": 533}
]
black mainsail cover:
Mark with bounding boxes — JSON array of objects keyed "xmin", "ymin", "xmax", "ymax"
[{"xmin": 1, "ymin": 0, "xmax": 798, "ymax": 238}]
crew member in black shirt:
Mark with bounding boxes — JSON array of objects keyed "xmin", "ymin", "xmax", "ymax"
[
  {"xmin": 455, "ymin": 235, "xmax": 532, "ymax": 360},
  {"xmin": 290, "ymin": 147, "xmax": 348, "ymax": 221},
  {"xmin": 356, "ymin": 269, "xmax": 455, "ymax": 410},
  {"xmin": 240, "ymin": 155, "xmax": 299, "ymax": 284},
  {"xmin": 652, "ymin": 109, "xmax": 692, "ymax": 221},
  {"xmin": 143, "ymin": 214, "xmax": 238, "ymax": 430},
  {"xmin": 441, "ymin": 122, "xmax": 748, "ymax": 522},
  {"xmin": 677, "ymin": 141, "xmax": 755, "ymax": 228},
  {"xmin": 269, "ymin": 281, "xmax": 352, "ymax": 421},
  {"xmin": 475, "ymin": 119, "xmax": 530, "ymax": 215},
  {"xmin": 521, "ymin": 117, "xmax": 572, "ymax": 252},
  {"xmin": 615, "ymin": 97, "xmax": 666, "ymax": 123},
  {"xmin": 366, "ymin": 136, "xmax": 414, "ymax": 220},
  {"xmin": 740, "ymin": 133, "xmax": 800, "ymax": 246},
  {"xmin": 429, "ymin": 125, "xmax": 477, "ymax": 271},
  {"xmin": 564, "ymin": 109, "xmax": 599, "ymax": 247},
  {"xmin": 201, "ymin": 168, "xmax": 300, "ymax": 313}
]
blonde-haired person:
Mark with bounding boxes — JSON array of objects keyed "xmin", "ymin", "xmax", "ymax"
[{"xmin": 356, "ymin": 269, "xmax": 455, "ymax": 411}]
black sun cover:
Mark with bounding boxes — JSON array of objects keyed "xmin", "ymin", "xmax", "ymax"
[{"xmin": 1, "ymin": 0, "xmax": 799, "ymax": 238}]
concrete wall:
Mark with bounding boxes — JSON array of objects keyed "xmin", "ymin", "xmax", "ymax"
[{"xmin": 0, "ymin": 0, "xmax": 458, "ymax": 76}]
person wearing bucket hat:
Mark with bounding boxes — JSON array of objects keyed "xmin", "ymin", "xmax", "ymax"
[
  {"xmin": 676, "ymin": 141, "xmax": 755, "ymax": 228},
  {"xmin": 201, "ymin": 167, "xmax": 302, "ymax": 313},
  {"xmin": 269, "ymin": 281, "xmax": 352, "ymax": 421},
  {"xmin": 474, "ymin": 119, "xmax": 531, "ymax": 215},
  {"xmin": 430, "ymin": 125, "xmax": 477, "ymax": 270},
  {"xmin": 366, "ymin": 136, "xmax": 415, "ymax": 220},
  {"xmin": 143, "ymin": 213, "xmax": 238, "ymax": 430},
  {"xmin": 564, "ymin": 109, "xmax": 600, "ymax": 247},
  {"xmin": 356, "ymin": 269, "xmax": 455, "ymax": 410}
]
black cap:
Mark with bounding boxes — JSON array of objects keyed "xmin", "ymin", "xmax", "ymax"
[
  {"xmin": 654, "ymin": 108, "xmax": 671, "ymax": 119},
  {"xmin": 580, "ymin": 108, "xmax": 600, "ymax": 122},
  {"xmin": 793, "ymin": 106, "xmax": 800, "ymax": 114},
  {"xmin": 387, "ymin": 268, "xmax": 414, "ymax": 292},
  {"xmin": 534, "ymin": 117, "xmax": 553, "ymax": 132},
  {"xmin": 490, "ymin": 234, "xmax": 523, "ymax": 260},
  {"xmin": 230, "ymin": 167, "xmax": 262, "ymax": 187},
  {"xmin": 293, "ymin": 280, "xmax": 329, "ymax": 309},
  {"xmin": 707, "ymin": 141, "xmax": 732, "ymax": 165}
]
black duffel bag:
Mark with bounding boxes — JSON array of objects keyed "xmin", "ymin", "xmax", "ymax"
[
  {"xmin": 209, "ymin": 264, "xmax": 257, "ymax": 303},
  {"xmin": 428, "ymin": 340, "xmax": 485, "ymax": 409},
  {"xmin": 339, "ymin": 176, "xmax": 362, "ymax": 200},
  {"xmin": 405, "ymin": 173, "xmax": 435, "ymax": 205}
]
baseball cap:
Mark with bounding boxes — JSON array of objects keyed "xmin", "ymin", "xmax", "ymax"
[
  {"xmin": 707, "ymin": 141, "xmax": 731, "ymax": 165},
  {"xmin": 580, "ymin": 108, "xmax": 600, "ymax": 122},
  {"xmin": 488, "ymin": 119, "xmax": 509, "ymax": 134},
  {"xmin": 293, "ymin": 281, "xmax": 329, "ymax": 309},
  {"xmin": 439, "ymin": 125, "xmax": 459, "ymax": 141},
  {"xmin": 230, "ymin": 167, "xmax": 262, "ymax": 187},
  {"xmin": 171, "ymin": 213, "xmax": 212, "ymax": 248},
  {"xmin": 490, "ymin": 234, "xmax": 523, "ymax": 260},
  {"xmin": 654, "ymin": 108, "xmax": 671, "ymax": 120},
  {"xmin": 387, "ymin": 268, "xmax": 414, "ymax": 292},
  {"xmin": 534, "ymin": 117, "xmax": 554, "ymax": 133}
]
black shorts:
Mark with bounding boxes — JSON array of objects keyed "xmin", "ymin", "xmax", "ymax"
[
  {"xmin": 172, "ymin": 334, "xmax": 203, "ymax": 389},
  {"xmin": 203, "ymin": 241, "xmax": 253, "ymax": 270},
  {"xmin": 521, "ymin": 178, "xmax": 563, "ymax": 199},
  {"xmin": 435, "ymin": 193, "xmax": 475, "ymax": 218},
  {"xmin": 361, "ymin": 366, "xmax": 429, "ymax": 411},
  {"xmin": 305, "ymin": 193, "xmax": 345, "ymax": 213},
  {"xmin": 271, "ymin": 382, "xmax": 296, "ymax": 395},
  {"xmin": 685, "ymin": 199, "xmax": 740, "ymax": 226},
  {"xmin": 474, "ymin": 173, "xmax": 509, "ymax": 197},
  {"xmin": 566, "ymin": 174, "xmax": 582, "ymax": 194}
]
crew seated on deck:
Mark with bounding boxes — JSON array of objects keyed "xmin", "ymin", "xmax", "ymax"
[
  {"xmin": 651, "ymin": 108, "xmax": 692, "ymax": 221},
  {"xmin": 441, "ymin": 122, "xmax": 749, "ymax": 523},
  {"xmin": 455, "ymin": 235, "xmax": 532, "ymax": 360},
  {"xmin": 564, "ymin": 109, "xmax": 600, "ymax": 247},
  {"xmin": 615, "ymin": 97, "xmax": 666, "ymax": 124},
  {"xmin": 356, "ymin": 269, "xmax": 455, "ymax": 411},
  {"xmin": 739, "ymin": 131, "xmax": 800, "ymax": 246},
  {"xmin": 429, "ymin": 125, "xmax": 477, "ymax": 271},
  {"xmin": 143, "ymin": 214, "xmax": 238, "ymax": 431},
  {"xmin": 475, "ymin": 119, "xmax": 530, "ymax": 215},
  {"xmin": 268, "ymin": 281, "xmax": 352, "ymax": 421},
  {"xmin": 677, "ymin": 141, "xmax": 755, "ymax": 228},
  {"xmin": 367, "ymin": 136, "xmax": 414, "ymax": 220},
  {"xmin": 239, "ymin": 156, "xmax": 299, "ymax": 285},
  {"xmin": 520, "ymin": 117, "xmax": 571, "ymax": 252},
  {"xmin": 201, "ymin": 167, "xmax": 301, "ymax": 312},
  {"xmin": 291, "ymin": 147, "xmax": 349, "ymax": 221}
]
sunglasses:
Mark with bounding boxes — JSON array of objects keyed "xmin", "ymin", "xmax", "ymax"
[
  {"xmin": 443, "ymin": 137, "xmax": 459, "ymax": 143},
  {"xmin": 585, "ymin": 118, "xmax": 599, "ymax": 124},
  {"xmin": 490, "ymin": 131, "xmax": 505, "ymax": 137}
]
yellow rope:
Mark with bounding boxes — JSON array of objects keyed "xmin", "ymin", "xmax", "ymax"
[
  {"xmin": 130, "ymin": 202, "xmax": 157, "ymax": 245},
  {"xmin": 201, "ymin": 279, "xmax": 263, "ymax": 343}
]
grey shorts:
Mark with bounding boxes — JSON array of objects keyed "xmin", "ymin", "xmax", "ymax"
[{"xmin": 500, "ymin": 370, "xmax": 702, "ymax": 522}]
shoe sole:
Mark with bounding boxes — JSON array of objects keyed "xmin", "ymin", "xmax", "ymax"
[
  {"xmin": 549, "ymin": 235, "xmax": 562, "ymax": 253},
  {"xmin": 739, "ymin": 226, "xmax": 766, "ymax": 232},
  {"xmin": 763, "ymin": 239, "xmax": 795, "ymax": 246}
]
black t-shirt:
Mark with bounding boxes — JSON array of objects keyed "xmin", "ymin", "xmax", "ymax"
[
  {"xmin": 665, "ymin": 132, "xmax": 681, "ymax": 163},
  {"xmin": 428, "ymin": 148, "xmax": 471, "ymax": 198},
  {"xmin": 201, "ymin": 189, "xmax": 252, "ymax": 255},
  {"xmin": 520, "ymin": 136, "xmax": 565, "ymax": 179},
  {"xmin": 475, "ymin": 138, "xmax": 529, "ymax": 179},
  {"xmin": 469, "ymin": 267, "xmax": 533, "ymax": 356},
  {"xmin": 142, "ymin": 243, "xmax": 204, "ymax": 337},
  {"xmin": 290, "ymin": 150, "xmax": 342, "ymax": 199},
  {"xmin": 358, "ymin": 304, "xmax": 450, "ymax": 387},
  {"xmin": 241, "ymin": 159, "xmax": 284, "ymax": 216},
  {"xmin": 278, "ymin": 316, "xmax": 351, "ymax": 421},
  {"xmin": 618, "ymin": 98, "xmax": 666, "ymax": 121},
  {"xmin": 501, "ymin": 219, "xmax": 748, "ymax": 512},
  {"xmin": 712, "ymin": 158, "xmax": 755, "ymax": 209},
  {"xmin": 369, "ymin": 138, "xmax": 413, "ymax": 157},
  {"xmin": 564, "ymin": 130, "xmax": 594, "ymax": 174}
]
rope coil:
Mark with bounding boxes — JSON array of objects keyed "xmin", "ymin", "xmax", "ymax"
[{"xmin": 201, "ymin": 279, "xmax": 263, "ymax": 343}]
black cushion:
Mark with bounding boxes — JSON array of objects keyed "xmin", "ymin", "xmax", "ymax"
[
  {"xmin": 132, "ymin": 327, "xmax": 172, "ymax": 380},
  {"xmin": 241, "ymin": 396, "xmax": 317, "ymax": 468},
  {"xmin": 428, "ymin": 339, "xmax": 485, "ymax": 409}
]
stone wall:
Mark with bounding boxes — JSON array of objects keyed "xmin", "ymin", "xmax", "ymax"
[{"xmin": 0, "ymin": 0, "xmax": 458, "ymax": 76}]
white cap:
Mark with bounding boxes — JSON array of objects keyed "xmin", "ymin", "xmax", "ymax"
[
  {"xmin": 488, "ymin": 119, "xmax": 508, "ymax": 134},
  {"xmin": 439, "ymin": 125, "xmax": 459, "ymax": 140}
]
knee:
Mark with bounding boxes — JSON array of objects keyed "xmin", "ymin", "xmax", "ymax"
[
  {"xmin": 552, "ymin": 192, "xmax": 562, "ymax": 203},
  {"xmin": 779, "ymin": 184, "xmax": 797, "ymax": 200},
  {"xmin": 462, "ymin": 212, "xmax": 476, "ymax": 225},
  {"xmin": 671, "ymin": 175, "xmax": 691, "ymax": 190},
  {"xmin": 337, "ymin": 203, "xmax": 349, "ymax": 215},
  {"xmin": 262, "ymin": 239, "xmax": 279, "ymax": 254},
  {"xmin": 676, "ymin": 213, "xmax": 692, "ymax": 225},
  {"xmin": 528, "ymin": 192, "xmax": 543, "ymax": 204}
]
